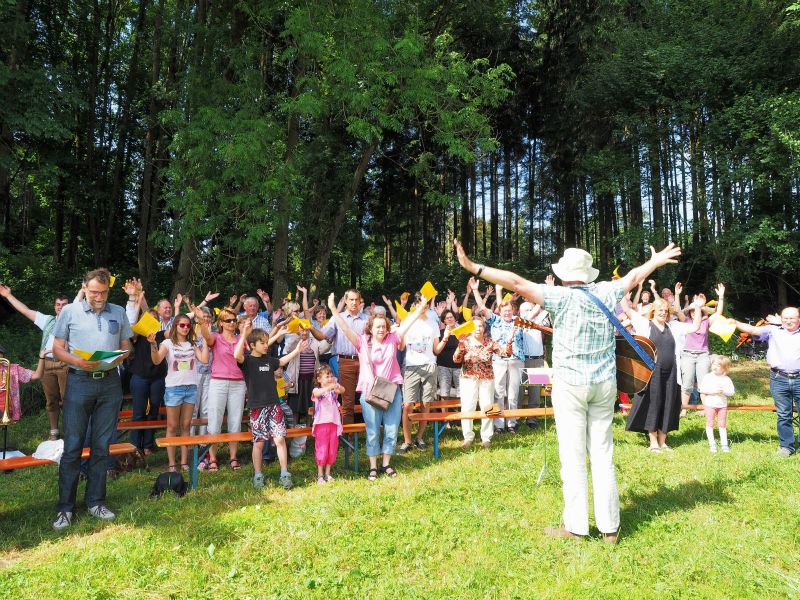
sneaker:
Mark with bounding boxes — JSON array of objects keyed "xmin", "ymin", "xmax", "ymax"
[
  {"xmin": 526, "ymin": 419, "xmax": 538, "ymax": 428},
  {"xmin": 325, "ymin": 474, "xmax": 335, "ymax": 482},
  {"xmin": 721, "ymin": 445, "xmax": 730, "ymax": 453},
  {"xmin": 507, "ymin": 426, "xmax": 517, "ymax": 435},
  {"xmin": 776, "ymin": 447, "xmax": 793, "ymax": 458},
  {"xmin": 53, "ymin": 511, "xmax": 73, "ymax": 531},
  {"xmin": 279, "ymin": 473, "xmax": 294, "ymax": 490},
  {"xmin": 317, "ymin": 476, "xmax": 327, "ymax": 485},
  {"xmin": 415, "ymin": 438, "xmax": 427, "ymax": 450},
  {"xmin": 481, "ymin": 441, "xmax": 491, "ymax": 449},
  {"xmin": 252, "ymin": 472, "xmax": 265, "ymax": 489},
  {"xmin": 398, "ymin": 443, "xmax": 413, "ymax": 454},
  {"xmin": 494, "ymin": 428, "xmax": 506, "ymax": 435},
  {"xmin": 87, "ymin": 505, "xmax": 116, "ymax": 521},
  {"xmin": 709, "ymin": 444, "xmax": 718, "ymax": 453}
]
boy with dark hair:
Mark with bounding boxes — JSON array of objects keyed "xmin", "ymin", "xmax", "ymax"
[{"xmin": 233, "ymin": 322, "xmax": 306, "ymax": 489}]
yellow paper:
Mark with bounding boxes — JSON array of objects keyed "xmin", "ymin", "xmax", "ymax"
[
  {"xmin": 132, "ymin": 311, "xmax": 161, "ymax": 337},
  {"xmin": 420, "ymin": 281, "xmax": 437, "ymax": 301},
  {"xmin": 276, "ymin": 377, "xmax": 286, "ymax": 398},
  {"xmin": 394, "ymin": 301, "xmax": 408, "ymax": 321},
  {"xmin": 109, "ymin": 275, "xmax": 116, "ymax": 288},
  {"xmin": 286, "ymin": 316, "xmax": 311, "ymax": 334},
  {"xmin": 705, "ymin": 300, "xmax": 718, "ymax": 307},
  {"xmin": 400, "ymin": 292, "xmax": 410, "ymax": 302},
  {"xmin": 214, "ymin": 307, "xmax": 220, "ymax": 315},
  {"xmin": 72, "ymin": 349, "xmax": 93, "ymax": 361},
  {"xmin": 502, "ymin": 292, "xmax": 513, "ymax": 303},
  {"xmin": 709, "ymin": 316, "xmax": 736, "ymax": 343},
  {"xmin": 612, "ymin": 265, "xmax": 620, "ymax": 278},
  {"xmin": 461, "ymin": 306, "xmax": 473, "ymax": 321},
  {"xmin": 450, "ymin": 320, "xmax": 476, "ymax": 338}
]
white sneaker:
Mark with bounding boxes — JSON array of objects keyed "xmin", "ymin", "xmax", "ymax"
[
  {"xmin": 721, "ymin": 445, "xmax": 730, "ymax": 453},
  {"xmin": 53, "ymin": 511, "xmax": 73, "ymax": 530},
  {"xmin": 87, "ymin": 505, "xmax": 116, "ymax": 520},
  {"xmin": 709, "ymin": 444, "xmax": 718, "ymax": 453}
]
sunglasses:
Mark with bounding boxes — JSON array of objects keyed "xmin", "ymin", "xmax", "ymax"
[
  {"xmin": 220, "ymin": 318, "xmax": 236, "ymax": 324},
  {"xmin": 176, "ymin": 323, "xmax": 191, "ymax": 329}
]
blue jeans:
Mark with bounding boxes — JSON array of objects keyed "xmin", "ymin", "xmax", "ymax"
[
  {"xmin": 129, "ymin": 374, "xmax": 165, "ymax": 450},
  {"xmin": 360, "ymin": 387, "xmax": 403, "ymax": 456},
  {"xmin": 163, "ymin": 384, "xmax": 197, "ymax": 407},
  {"xmin": 58, "ymin": 370, "xmax": 123, "ymax": 512},
  {"xmin": 770, "ymin": 371, "xmax": 800, "ymax": 451}
]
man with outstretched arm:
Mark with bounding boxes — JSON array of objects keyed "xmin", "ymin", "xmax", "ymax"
[
  {"xmin": 731, "ymin": 308, "xmax": 800, "ymax": 457},
  {"xmin": 454, "ymin": 239, "xmax": 681, "ymax": 543}
]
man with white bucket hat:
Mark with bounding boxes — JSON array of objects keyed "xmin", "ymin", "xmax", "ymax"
[{"xmin": 454, "ymin": 240, "xmax": 681, "ymax": 544}]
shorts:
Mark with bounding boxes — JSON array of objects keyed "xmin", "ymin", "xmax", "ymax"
[
  {"xmin": 249, "ymin": 404, "xmax": 287, "ymax": 443},
  {"xmin": 163, "ymin": 384, "xmax": 198, "ymax": 407},
  {"xmin": 403, "ymin": 363, "xmax": 438, "ymax": 405}
]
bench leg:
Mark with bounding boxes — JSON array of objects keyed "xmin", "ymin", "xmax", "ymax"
[
  {"xmin": 191, "ymin": 445, "xmax": 198, "ymax": 491},
  {"xmin": 353, "ymin": 432, "xmax": 359, "ymax": 474},
  {"xmin": 433, "ymin": 422, "xmax": 442, "ymax": 459}
]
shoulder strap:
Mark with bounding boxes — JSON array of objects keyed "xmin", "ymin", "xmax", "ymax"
[
  {"xmin": 40, "ymin": 315, "xmax": 56, "ymax": 352},
  {"xmin": 366, "ymin": 339, "xmax": 377, "ymax": 378},
  {"xmin": 577, "ymin": 288, "xmax": 656, "ymax": 371}
]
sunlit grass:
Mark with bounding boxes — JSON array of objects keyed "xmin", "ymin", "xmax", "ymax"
[{"xmin": 1, "ymin": 361, "xmax": 798, "ymax": 599}]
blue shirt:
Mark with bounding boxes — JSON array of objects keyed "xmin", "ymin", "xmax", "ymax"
[
  {"xmin": 54, "ymin": 300, "xmax": 133, "ymax": 356},
  {"xmin": 486, "ymin": 313, "xmax": 525, "ymax": 361},
  {"xmin": 322, "ymin": 311, "xmax": 368, "ymax": 356}
]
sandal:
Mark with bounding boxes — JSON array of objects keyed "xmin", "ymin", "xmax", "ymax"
[
  {"xmin": 381, "ymin": 465, "xmax": 398, "ymax": 478},
  {"xmin": 367, "ymin": 468, "xmax": 378, "ymax": 481},
  {"xmin": 168, "ymin": 464, "xmax": 178, "ymax": 473},
  {"xmin": 229, "ymin": 458, "xmax": 241, "ymax": 471},
  {"xmin": 208, "ymin": 460, "xmax": 219, "ymax": 473},
  {"xmin": 181, "ymin": 464, "xmax": 190, "ymax": 472},
  {"xmin": 143, "ymin": 448, "xmax": 154, "ymax": 457}
]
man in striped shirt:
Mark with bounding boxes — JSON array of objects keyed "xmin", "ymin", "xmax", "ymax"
[{"xmin": 455, "ymin": 239, "xmax": 681, "ymax": 544}]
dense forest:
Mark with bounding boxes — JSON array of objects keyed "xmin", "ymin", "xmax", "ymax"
[{"xmin": 2, "ymin": 0, "xmax": 800, "ymax": 321}]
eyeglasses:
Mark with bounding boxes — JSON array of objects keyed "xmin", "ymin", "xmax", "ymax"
[
  {"xmin": 86, "ymin": 289, "xmax": 109, "ymax": 296},
  {"xmin": 176, "ymin": 323, "xmax": 191, "ymax": 329},
  {"xmin": 220, "ymin": 318, "xmax": 236, "ymax": 324}
]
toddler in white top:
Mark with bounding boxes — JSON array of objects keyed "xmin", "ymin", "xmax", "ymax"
[{"xmin": 698, "ymin": 355, "xmax": 735, "ymax": 453}]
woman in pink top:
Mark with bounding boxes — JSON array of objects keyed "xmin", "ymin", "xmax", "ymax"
[
  {"xmin": 327, "ymin": 292, "xmax": 428, "ymax": 480},
  {"xmin": 311, "ymin": 364, "xmax": 345, "ymax": 484}
]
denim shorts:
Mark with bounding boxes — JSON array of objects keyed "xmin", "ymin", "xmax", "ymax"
[{"xmin": 163, "ymin": 384, "xmax": 198, "ymax": 407}]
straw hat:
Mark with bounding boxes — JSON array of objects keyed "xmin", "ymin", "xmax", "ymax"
[{"xmin": 551, "ymin": 248, "xmax": 599, "ymax": 284}]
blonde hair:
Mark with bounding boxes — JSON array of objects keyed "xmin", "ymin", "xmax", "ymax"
[
  {"xmin": 647, "ymin": 297, "xmax": 670, "ymax": 320},
  {"xmin": 711, "ymin": 354, "xmax": 732, "ymax": 373}
]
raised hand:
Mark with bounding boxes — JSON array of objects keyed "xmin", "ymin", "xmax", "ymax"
[
  {"xmin": 545, "ymin": 274, "xmax": 555, "ymax": 286},
  {"xmin": 311, "ymin": 297, "xmax": 319, "ymax": 307},
  {"xmin": 468, "ymin": 276, "xmax": 480, "ymax": 292},
  {"xmin": 204, "ymin": 291, "xmax": 220, "ymax": 303},
  {"xmin": 715, "ymin": 283, "xmax": 725, "ymax": 297},
  {"xmin": 256, "ymin": 288, "xmax": 270, "ymax": 302},
  {"xmin": 239, "ymin": 319, "xmax": 253, "ymax": 336},
  {"xmin": 327, "ymin": 292, "xmax": 337, "ymax": 312},
  {"xmin": 229, "ymin": 294, "xmax": 238, "ymax": 307},
  {"xmin": 146, "ymin": 333, "xmax": 157, "ymax": 344},
  {"xmin": 453, "ymin": 239, "xmax": 475, "ymax": 271},
  {"xmin": 239, "ymin": 293, "xmax": 247, "ymax": 303},
  {"xmin": 174, "ymin": 293, "xmax": 183, "ymax": 310},
  {"xmin": 649, "ymin": 242, "xmax": 682, "ymax": 268},
  {"xmin": 674, "ymin": 281, "xmax": 683, "ymax": 296},
  {"xmin": 122, "ymin": 279, "xmax": 136, "ymax": 297},
  {"xmin": 435, "ymin": 300, "xmax": 446, "ymax": 315},
  {"xmin": 296, "ymin": 285, "xmax": 307, "ymax": 294}
]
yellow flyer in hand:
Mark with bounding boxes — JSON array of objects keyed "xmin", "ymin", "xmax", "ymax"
[
  {"xmin": 132, "ymin": 311, "xmax": 161, "ymax": 337},
  {"xmin": 287, "ymin": 316, "xmax": 311, "ymax": 333},
  {"xmin": 394, "ymin": 301, "xmax": 408, "ymax": 321},
  {"xmin": 419, "ymin": 281, "xmax": 437, "ymax": 301},
  {"xmin": 450, "ymin": 320, "xmax": 476, "ymax": 338},
  {"xmin": 109, "ymin": 275, "xmax": 116, "ymax": 288},
  {"xmin": 461, "ymin": 306, "xmax": 473, "ymax": 321},
  {"xmin": 709, "ymin": 316, "xmax": 736, "ymax": 343},
  {"xmin": 502, "ymin": 292, "xmax": 513, "ymax": 303},
  {"xmin": 276, "ymin": 377, "xmax": 286, "ymax": 398}
]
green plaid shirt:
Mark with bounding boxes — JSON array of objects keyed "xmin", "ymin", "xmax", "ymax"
[{"xmin": 541, "ymin": 281, "xmax": 625, "ymax": 385}]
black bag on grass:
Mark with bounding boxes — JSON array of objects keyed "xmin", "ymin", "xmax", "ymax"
[{"xmin": 149, "ymin": 471, "xmax": 188, "ymax": 498}]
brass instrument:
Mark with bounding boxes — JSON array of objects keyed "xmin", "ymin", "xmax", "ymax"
[{"xmin": 0, "ymin": 357, "xmax": 10, "ymax": 426}]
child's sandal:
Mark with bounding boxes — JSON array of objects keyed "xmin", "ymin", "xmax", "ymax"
[
  {"xmin": 381, "ymin": 465, "xmax": 398, "ymax": 478},
  {"xmin": 229, "ymin": 458, "xmax": 241, "ymax": 471},
  {"xmin": 367, "ymin": 468, "xmax": 378, "ymax": 481},
  {"xmin": 207, "ymin": 460, "xmax": 219, "ymax": 473}
]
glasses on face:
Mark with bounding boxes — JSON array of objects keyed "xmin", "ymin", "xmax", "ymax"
[
  {"xmin": 220, "ymin": 318, "xmax": 236, "ymax": 324},
  {"xmin": 176, "ymin": 323, "xmax": 191, "ymax": 329},
  {"xmin": 86, "ymin": 289, "xmax": 109, "ymax": 296}
]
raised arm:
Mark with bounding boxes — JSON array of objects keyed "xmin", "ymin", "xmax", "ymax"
[
  {"xmin": 713, "ymin": 283, "xmax": 725, "ymax": 317},
  {"xmin": 279, "ymin": 339, "xmax": 308, "ymax": 367},
  {"xmin": 0, "ymin": 285, "xmax": 37, "ymax": 322},
  {"xmin": 434, "ymin": 326, "xmax": 451, "ymax": 355},
  {"xmin": 617, "ymin": 244, "xmax": 682, "ymax": 293},
  {"xmin": 382, "ymin": 294, "xmax": 399, "ymax": 321},
  {"xmin": 233, "ymin": 320, "xmax": 252, "ymax": 363},
  {"xmin": 148, "ymin": 333, "xmax": 168, "ymax": 364},
  {"xmin": 395, "ymin": 296, "xmax": 430, "ymax": 341},
  {"xmin": 327, "ymin": 293, "xmax": 360, "ymax": 347},
  {"xmin": 455, "ymin": 239, "xmax": 544, "ymax": 306},
  {"xmin": 467, "ymin": 276, "xmax": 492, "ymax": 319},
  {"xmin": 191, "ymin": 303, "xmax": 214, "ymax": 348}
]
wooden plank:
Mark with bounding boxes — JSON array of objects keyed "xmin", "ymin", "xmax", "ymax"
[
  {"xmin": 0, "ymin": 443, "xmax": 137, "ymax": 471},
  {"xmin": 117, "ymin": 418, "xmax": 209, "ymax": 431},
  {"xmin": 156, "ymin": 423, "xmax": 367, "ymax": 448},
  {"xmin": 409, "ymin": 408, "xmax": 554, "ymax": 422}
]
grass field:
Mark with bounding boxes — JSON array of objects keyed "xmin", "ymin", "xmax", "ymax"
[{"xmin": 1, "ymin": 361, "xmax": 799, "ymax": 599}]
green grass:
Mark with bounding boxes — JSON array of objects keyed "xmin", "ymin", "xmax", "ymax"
[{"xmin": 1, "ymin": 361, "xmax": 799, "ymax": 599}]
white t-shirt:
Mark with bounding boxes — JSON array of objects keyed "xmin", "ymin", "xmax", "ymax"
[
  {"xmin": 698, "ymin": 372, "xmax": 734, "ymax": 409},
  {"xmin": 403, "ymin": 319, "xmax": 439, "ymax": 367},
  {"xmin": 162, "ymin": 339, "xmax": 201, "ymax": 387}
]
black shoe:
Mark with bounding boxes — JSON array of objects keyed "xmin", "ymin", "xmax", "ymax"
[
  {"xmin": 415, "ymin": 438, "xmax": 427, "ymax": 450},
  {"xmin": 494, "ymin": 428, "xmax": 505, "ymax": 435},
  {"xmin": 398, "ymin": 443, "xmax": 413, "ymax": 454},
  {"xmin": 527, "ymin": 418, "xmax": 539, "ymax": 428},
  {"xmin": 507, "ymin": 426, "xmax": 517, "ymax": 435}
]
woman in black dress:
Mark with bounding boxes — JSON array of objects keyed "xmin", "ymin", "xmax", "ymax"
[{"xmin": 626, "ymin": 298, "xmax": 701, "ymax": 451}]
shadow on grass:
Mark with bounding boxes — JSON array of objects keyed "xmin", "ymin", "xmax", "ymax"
[{"xmin": 667, "ymin": 426, "xmax": 776, "ymax": 446}]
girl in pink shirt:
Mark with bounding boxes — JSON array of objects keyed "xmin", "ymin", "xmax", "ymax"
[{"xmin": 311, "ymin": 365, "xmax": 345, "ymax": 484}]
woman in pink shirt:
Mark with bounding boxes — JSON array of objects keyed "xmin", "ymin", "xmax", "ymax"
[{"xmin": 327, "ymin": 292, "xmax": 428, "ymax": 480}]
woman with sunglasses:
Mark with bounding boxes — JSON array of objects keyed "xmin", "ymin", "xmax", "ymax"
[
  {"xmin": 197, "ymin": 306, "xmax": 247, "ymax": 471},
  {"xmin": 149, "ymin": 311, "xmax": 209, "ymax": 471}
]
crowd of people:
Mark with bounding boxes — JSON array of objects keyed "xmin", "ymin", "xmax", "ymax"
[{"xmin": 0, "ymin": 246, "xmax": 798, "ymax": 538}]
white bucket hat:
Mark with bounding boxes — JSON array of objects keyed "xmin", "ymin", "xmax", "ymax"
[{"xmin": 551, "ymin": 248, "xmax": 599, "ymax": 284}]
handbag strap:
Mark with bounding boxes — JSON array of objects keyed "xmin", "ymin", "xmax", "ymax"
[
  {"xmin": 577, "ymin": 287, "xmax": 656, "ymax": 371},
  {"xmin": 366, "ymin": 338, "xmax": 378, "ymax": 378}
]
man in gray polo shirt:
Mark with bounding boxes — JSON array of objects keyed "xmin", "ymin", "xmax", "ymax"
[{"xmin": 51, "ymin": 268, "xmax": 132, "ymax": 530}]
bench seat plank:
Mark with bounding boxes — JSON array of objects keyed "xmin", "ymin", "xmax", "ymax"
[{"xmin": 0, "ymin": 442, "xmax": 137, "ymax": 471}]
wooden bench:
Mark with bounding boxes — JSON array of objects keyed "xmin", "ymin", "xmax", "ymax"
[
  {"xmin": 0, "ymin": 443, "xmax": 137, "ymax": 471},
  {"xmin": 156, "ymin": 423, "xmax": 367, "ymax": 489},
  {"xmin": 409, "ymin": 407, "xmax": 555, "ymax": 459},
  {"xmin": 118, "ymin": 407, "xmax": 167, "ymax": 420},
  {"xmin": 620, "ymin": 403, "xmax": 776, "ymax": 412}
]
